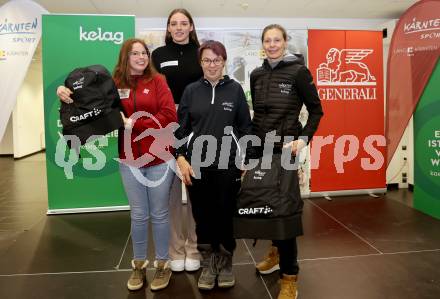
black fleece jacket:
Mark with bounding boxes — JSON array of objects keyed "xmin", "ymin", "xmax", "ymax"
[
  {"xmin": 151, "ymin": 41, "xmax": 203, "ymax": 104},
  {"xmin": 175, "ymin": 76, "xmax": 252, "ymax": 168}
]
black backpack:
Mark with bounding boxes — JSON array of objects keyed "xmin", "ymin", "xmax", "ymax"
[
  {"xmin": 233, "ymin": 153, "xmax": 304, "ymax": 240},
  {"xmin": 60, "ymin": 64, "xmax": 123, "ymax": 145},
  {"xmin": 234, "ymin": 116, "xmax": 306, "ymax": 241}
]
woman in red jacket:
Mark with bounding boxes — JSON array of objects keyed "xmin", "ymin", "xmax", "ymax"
[{"xmin": 57, "ymin": 38, "xmax": 177, "ymax": 292}]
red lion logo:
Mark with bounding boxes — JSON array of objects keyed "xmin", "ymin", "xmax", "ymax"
[{"xmin": 318, "ymin": 48, "xmax": 376, "ymax": 84}]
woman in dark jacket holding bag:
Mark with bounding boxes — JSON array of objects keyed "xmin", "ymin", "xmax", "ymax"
[{"xmin": 240, "ymin": 24, "xmax": 323, "ymax": 299}]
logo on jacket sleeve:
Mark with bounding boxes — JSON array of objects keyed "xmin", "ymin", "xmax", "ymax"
[
  {"xmin": 253, "ymin": 170, "xmax": 266, "ymax": 180},
  {"xmin": 222, "ymin": 101, "xmax": 234, "ymax": 111},
  {"xmin": 72, "ymin": 77, "xmax": 85, "ymax": 90},
  {"xmin": 279, "ymin": 83, "xmax": 292, "ymax": 94}
]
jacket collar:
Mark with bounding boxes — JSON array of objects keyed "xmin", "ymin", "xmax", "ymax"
[
  {"xmin": 201, "ymin": 75, "xmax": 232, "ymax": 87},
  {"xmin": 166, "ymin": 40, "xmax": 198, "ymax": 50}
]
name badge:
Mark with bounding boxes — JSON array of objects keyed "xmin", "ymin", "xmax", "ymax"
[
  {"xmin": 118, "ymin": 89, "xmax": 130, "ymax": 99},
  {"xmin": 160, "ymin": 60, "xmax": 179, "ymax": 68}
]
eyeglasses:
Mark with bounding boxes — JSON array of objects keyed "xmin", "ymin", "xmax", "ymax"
[
  {"xmin": 129, "ymin": 51, "xmax": 149, "ymax": 57},
  {"xmin": 201, "ymin": 58, "xmax": 223, "ymax": 66}
]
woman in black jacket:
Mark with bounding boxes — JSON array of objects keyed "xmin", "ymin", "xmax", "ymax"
[
  {"xmin": 250, "ymin": 24, "xmax": 323, "ymax": 299},
  {"xmin": 151, "ymin": 8, "xmax": 203, "ymax": 273},
  {"xmin": 175, "ymin": 40, "xmax": 252, "ymax": 291}
]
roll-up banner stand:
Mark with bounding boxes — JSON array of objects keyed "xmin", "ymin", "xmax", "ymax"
[
  {"xmin": 386, "ymin": 0, "xmax": 440, "ymax": 220},
  {"xmin": 42, "ymin": 14, "xmax": 135, "ymax": 214},
  {"xmin": 308, "ymin": 30, "xmax": 386, "ymax": 196},
  {"xmin": 414, "ymin": 62, "xmax": 440, "ymax": 220}
]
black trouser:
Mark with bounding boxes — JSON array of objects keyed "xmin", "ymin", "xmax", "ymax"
[
  {"xmin": 187, "ymin": 167, "xmax": 241, "ymax": 253},
  {"xmin": 273, "ymin": 238, "xmax": 299, "ymax": 275}
]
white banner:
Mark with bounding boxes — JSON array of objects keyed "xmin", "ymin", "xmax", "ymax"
[{"xmin": 0, "ymin": 0, "xmax": 47, "ymax": 141}]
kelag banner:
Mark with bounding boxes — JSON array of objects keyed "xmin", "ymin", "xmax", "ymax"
[
  {"xmin": 0, "ymin": 0, "xmax": 47, "ymax": 141},
  {"xmin": 386, "ymin": 0, "xmax": 440, "ymax": 165},
  {"xmin": 308, "ymin": 30, "xmax": 386, "ymax": 193},
  {"xmin": 42, "ymin": 14, "xmax": 134, "ymax": 213}
]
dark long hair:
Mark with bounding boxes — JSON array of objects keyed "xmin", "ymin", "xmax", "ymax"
[
  {"xmin": 165, "ymin": 8, "xmax": 200, "ymax": 47},
  {"xmin": 113, "ymin": 38, "xmax": 156, "ymax": 88}
]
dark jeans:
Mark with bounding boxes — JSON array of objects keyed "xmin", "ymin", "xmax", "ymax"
[
  {"xmin": 273, "ymin": 238, "xmax": 299, "ymax": 275},
  {"xmin": 188, "ymin": 168, "xmax": 241, "ymax": 253}
]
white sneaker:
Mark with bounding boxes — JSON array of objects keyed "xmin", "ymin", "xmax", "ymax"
[
  {"xmin": 185, "ymin": 257, "xmax": 200, "ymax": 272},
  {"xmin": 170, "ymin": 259, "xmax": 185, "ymax": 272}
]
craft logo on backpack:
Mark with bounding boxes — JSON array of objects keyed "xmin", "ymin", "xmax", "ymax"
[{"xmin": 60, "ymin": 64, "xmax": 123, "ymax": 145}]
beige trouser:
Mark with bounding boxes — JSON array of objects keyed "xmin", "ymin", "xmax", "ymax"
[{"xmin": 169, "ymin": 174, "xmax": 200, "ymax": 260}]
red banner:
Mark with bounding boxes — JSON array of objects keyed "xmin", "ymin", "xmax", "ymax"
[
  {"xmin": 309, "ymin": 30, "xmax": 385, "ymax": 192},
  {"xmin": 386, "ymin": 0, "xmax": 440, "ymax": 166}
]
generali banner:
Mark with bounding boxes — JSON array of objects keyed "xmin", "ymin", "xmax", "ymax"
[
  {"xmin": 308, "ymin": 30, "xmax": 386, "ymax": 192},
  {"xmin": 0, "ymin": 0, "xmax": 47, "ymax": 142},
  {"xmin": 386, "ymin": 0, "xmax": 440, "ymax": 166}
]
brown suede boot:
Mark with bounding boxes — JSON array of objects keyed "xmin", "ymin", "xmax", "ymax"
[
  {"xmin": 256, "ymin": 246, "xmax": 280, "ymax": 274},
  {"xmin": 277, "ymin": 274, "xmax": 298, "ymax": 299},
  {"xmin": 127, "ymin": 259, "xmax": 148, "ymax": 291},
  {"xmin": 150, "ymin": 260, "xmax": 172, "ymax": 291}
]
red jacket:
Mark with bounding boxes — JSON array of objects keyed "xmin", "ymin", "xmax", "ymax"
[{"xmin": 117, "ymin": 74, "xmax": 177, "ymax": 168}]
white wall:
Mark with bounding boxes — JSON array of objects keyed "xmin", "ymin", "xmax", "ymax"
[
  {"xmin": 136, "ymin": 17, "xmax": 390, "ymax": 32},
  {"xmin": 12, "ymin": 43, "xmax": 45, "ymax": 158}
]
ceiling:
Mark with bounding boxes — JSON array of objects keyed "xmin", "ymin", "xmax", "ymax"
[{"xmin": 0, "ymin": 0, "xmax": 418, "ymax": 19}]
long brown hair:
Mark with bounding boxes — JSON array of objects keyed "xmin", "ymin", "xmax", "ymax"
[
  {"xmin": 113, "ymin": 38, "xmax": 156, "ymax": 88},
  {"xmin": 165, "ymin": 8, "xmax": 200, "ymax": 47}
]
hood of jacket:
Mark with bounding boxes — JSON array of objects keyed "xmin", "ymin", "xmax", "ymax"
[{"xmin": 263, "ymin": 53, "xmax": 305, "ymax": 70}]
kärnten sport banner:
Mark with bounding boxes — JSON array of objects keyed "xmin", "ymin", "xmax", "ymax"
[
  {"xmin": 308, "ymin": 30, "xmax": 386, "ymax": 194},
  {"xmin": 386, "ymin": 0, "xmax": 440, "ymax": 219},
  {"xmin": 42, "ymin": 14, "xmax": 134, "ymax": 213},
  {"xmin": 0, "ymin": 0, "xmax": 47, "ymax": 142},
  {"xmin": 386, "ymin": 0, "xmax": 440, "ymax": 166}
]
